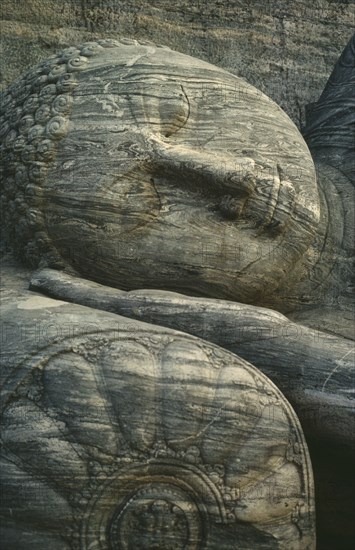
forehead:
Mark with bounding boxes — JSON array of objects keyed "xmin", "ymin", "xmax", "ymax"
[
  {"xmin": 73, "ymin": 44, "xmax": 291, "ymax": 143},
  {"xmin": 71, "ymin": 44, "xmax": 315, "ymax": 186},
  {"xmin": 75, "ymin": 44, "xmax": 266, "ymax": 116},
  {"xmin": 73, "ymin": 44, "xmax": 244, "ymax": 130}
]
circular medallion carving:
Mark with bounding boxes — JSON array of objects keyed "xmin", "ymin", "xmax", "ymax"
[{"xmin": 109, "ymin": 483, "xmax": 200, "ymax": 550}]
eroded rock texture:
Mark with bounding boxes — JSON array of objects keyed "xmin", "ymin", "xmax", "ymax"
[
  {"xmin": 1, "ymin": 37, "xmax": 353, "ymax": 328},
  {"xmin": 0, "ymin": 280, "xmax": 315, "ymax": 549},
  {"xmin": 0, "ymin": 7, "xmax": 354, "ymax": 550},
  {"xmin": 1, "ymin": 0, "xmax": 354, "ymax": 127}
]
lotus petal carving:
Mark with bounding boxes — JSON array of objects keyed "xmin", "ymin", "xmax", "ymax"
[{"xmin": 0, "ymin": 305, "xmax": 315, "ymax": 549}]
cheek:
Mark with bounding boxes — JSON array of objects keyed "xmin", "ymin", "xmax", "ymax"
[
  {"xmin": 138, "ymin": 173, "xmax": 282, "ymax": 273},
  {"xmin": 44, "ymin": 164, "xmax": 160, "ymax": 251}
]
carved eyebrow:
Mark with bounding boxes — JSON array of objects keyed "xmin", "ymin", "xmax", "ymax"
[{"xmin": 148, "ymin": 140, "xmax": 257, "ymax": 197}]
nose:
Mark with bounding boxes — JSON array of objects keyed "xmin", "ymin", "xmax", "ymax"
[{"xmin": 147, "ymin": 137, "xmax": 294, "ymax": 234}]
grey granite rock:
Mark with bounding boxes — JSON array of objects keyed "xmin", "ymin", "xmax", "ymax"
[
  {"xmin": 0, "ymin": 278, "xmax": 315, "ymax": 549},
  {"xmin": 303, "ymin": 33, "xmax": 355, "ymax": 184},
  {"xmin": 0, "ymin": 40, "xmax": 353, "ymax": 323},
  {"xmin": 0, "ymin": 34, "xmax": 354, "ymax": 550},
  {"xmin": 29, "ymin": 268, "xmax": 355, "ymax": 450}
]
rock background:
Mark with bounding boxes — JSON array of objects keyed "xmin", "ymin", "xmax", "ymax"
[{"xmin": 1, "ymin": 0, "xmax": 354, "ymax": 128}]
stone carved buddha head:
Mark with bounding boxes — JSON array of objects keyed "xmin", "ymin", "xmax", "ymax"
[{"xmin": 0, "ymin": 39, "xmax": 320, "ymax": 303}]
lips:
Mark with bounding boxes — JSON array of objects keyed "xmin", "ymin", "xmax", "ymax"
[{"xmin": 214, "ymin": 168, "xmax": 295, "ymax": 239}]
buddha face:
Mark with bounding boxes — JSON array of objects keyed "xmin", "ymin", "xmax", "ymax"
[{"xmin": 29, "ymin": 42, "xmax": 321, "ymax": 302}]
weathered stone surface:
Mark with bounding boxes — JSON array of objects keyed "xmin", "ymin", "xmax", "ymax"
[
  {"xmin": 29, "ymin": 267, "xmax": 355, "ymax": 449},
  {"xmin": 28, "ymin": 265, "xmax": 355, "ymax": 549},
  {"xmin": 0, "ymin": 278, "xmax": 315, "ymax": 549},
  {"xmin": 0, "ymin": 30, "xmax": 354, "ymax": 550},
  {"xmin": 303, "ymin": 33, "xmax": 355, "ymax": 184},
  {"xmin": 1, "ymin": 1, "xmax": 354, "ymax": 128},
  {"xmin": 0, "ymin": 40, "xmax": 319, "ymax": 305},
  {"xmin": 1, "ymin": 40, "xmax": 353, "ymax": 323}
]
